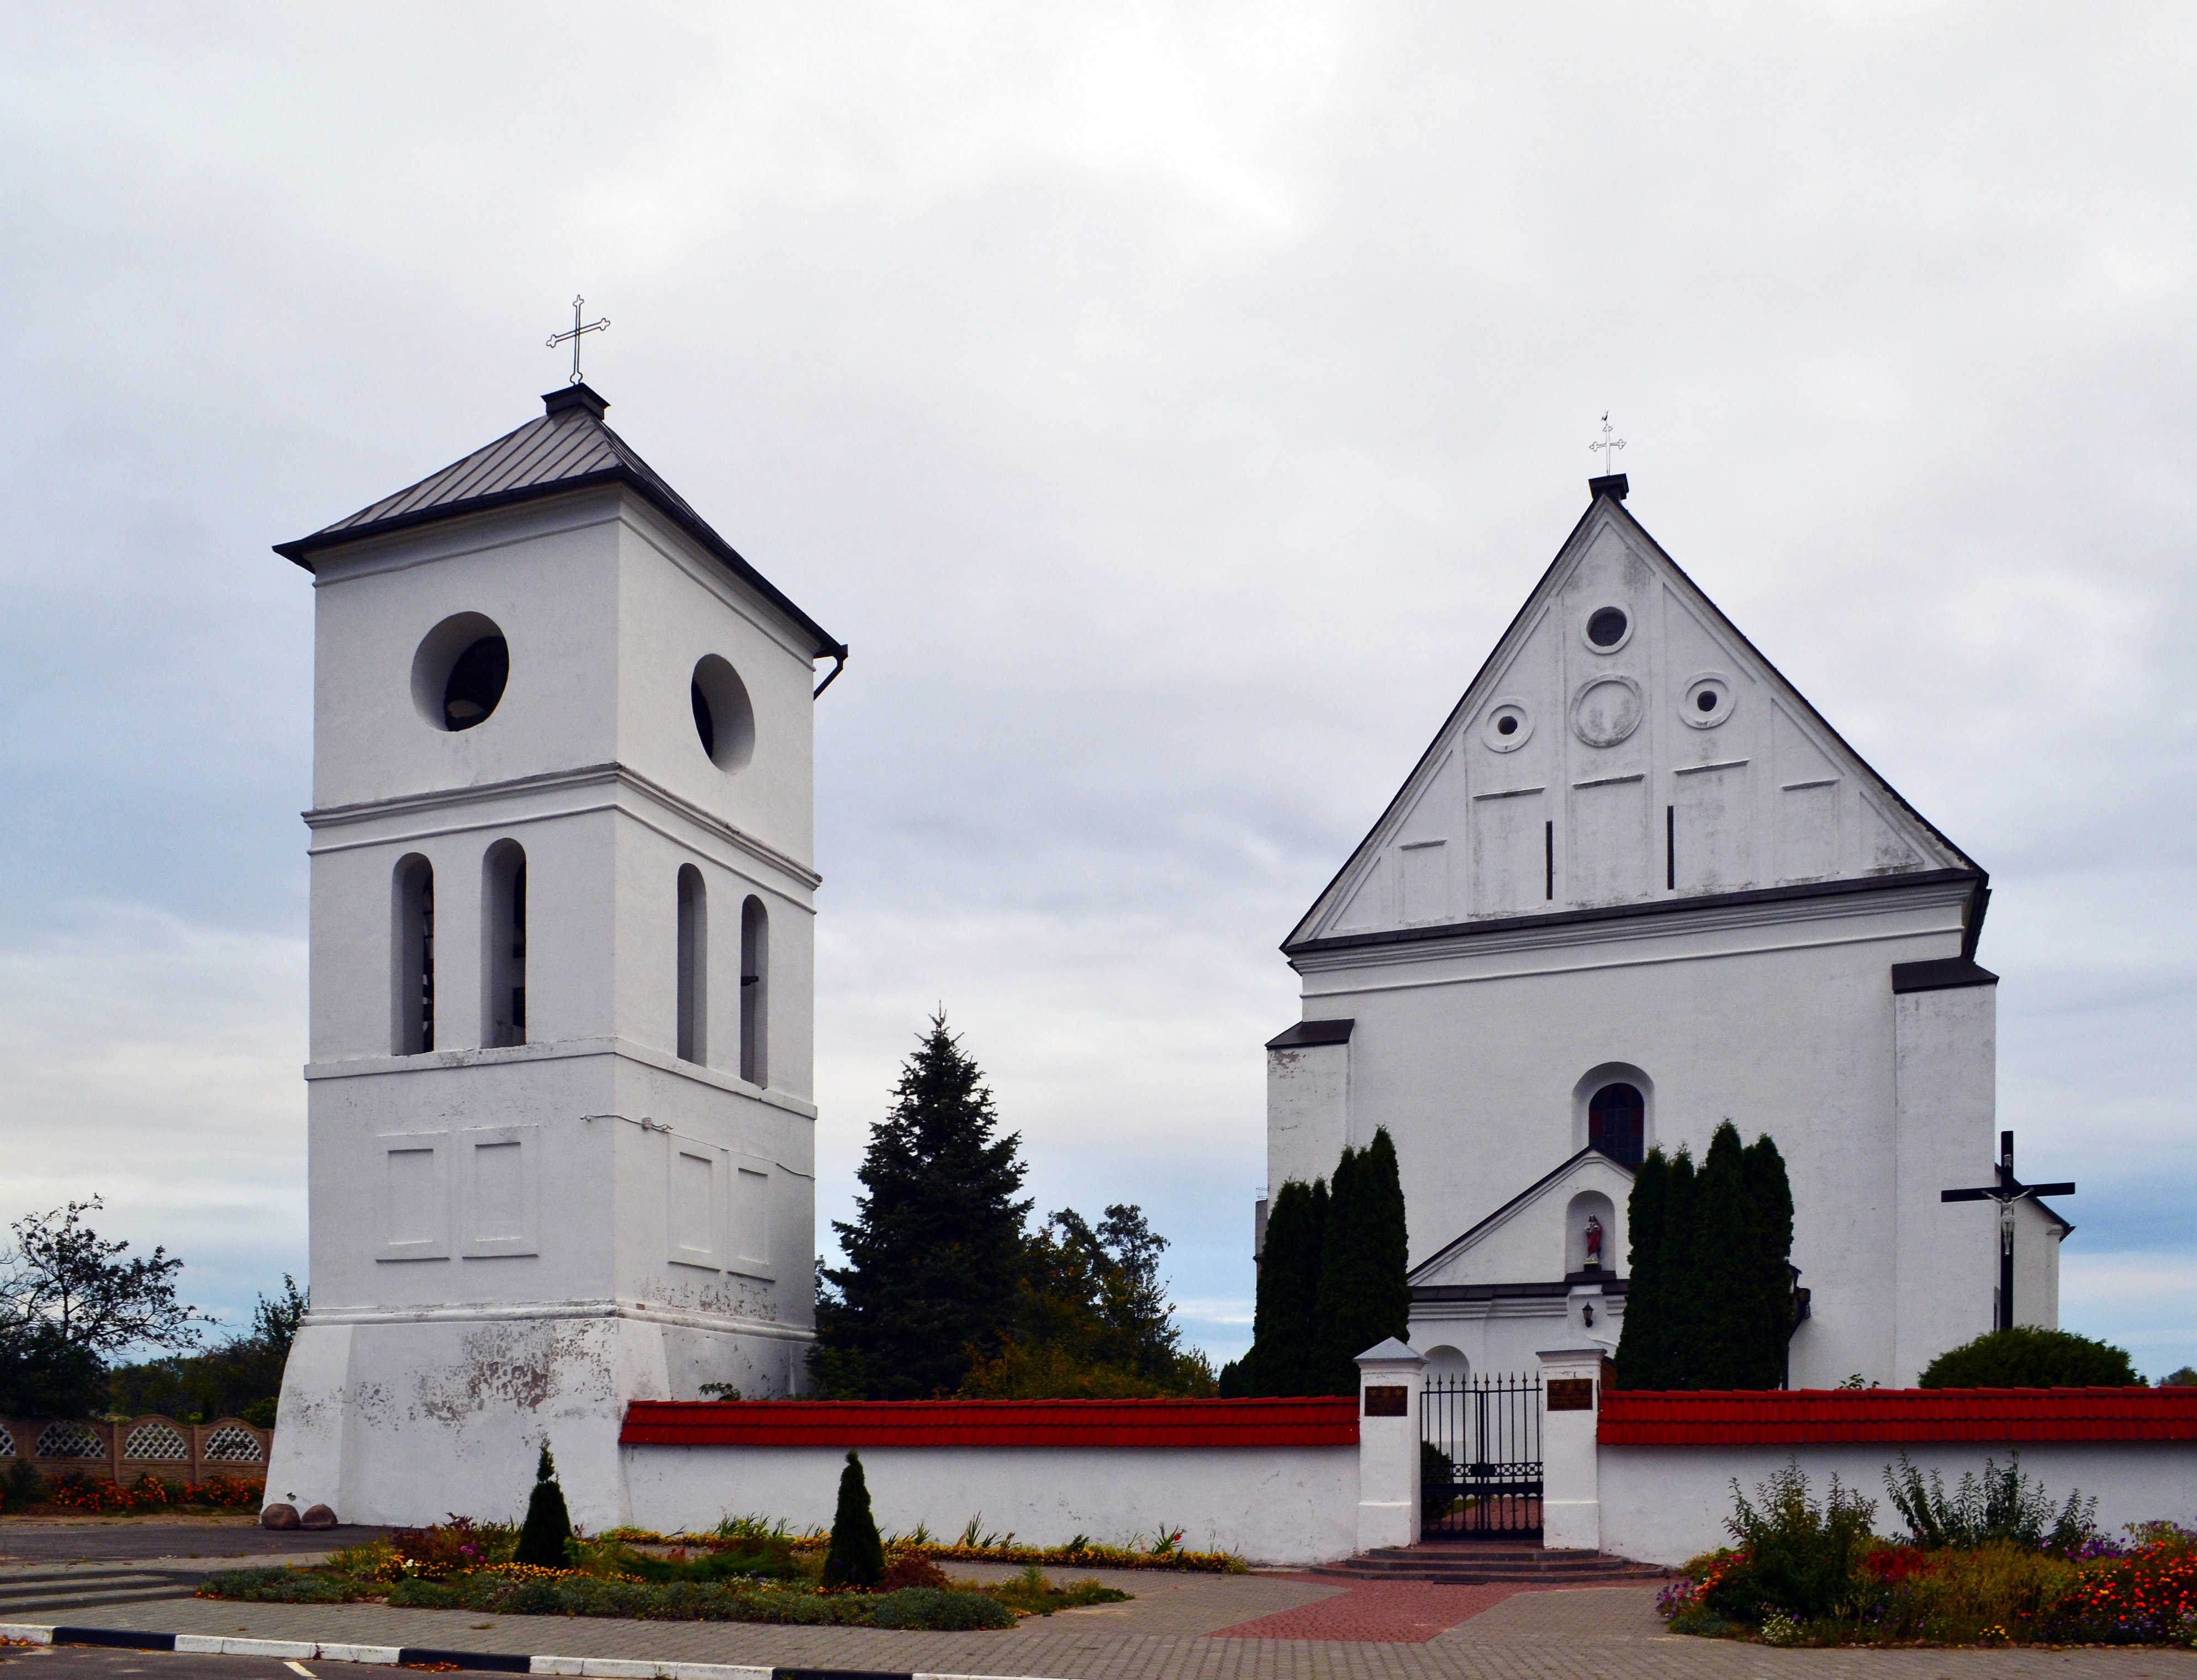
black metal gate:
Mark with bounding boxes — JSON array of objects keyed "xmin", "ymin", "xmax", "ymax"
[{"xmin": 1421, "ymin": 1372, "xmax": 1542, "ymax": 1536}]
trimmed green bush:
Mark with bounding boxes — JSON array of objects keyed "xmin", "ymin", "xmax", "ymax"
[
  {"xmin": 514, "ymin": 1444, "xmax": 573, "ymax": 1568},
  {"xmin": 1244, "ymin": 1177, "xmax": 1326, "ymax": 1396},
  {"xmin": 821, "ymin": 1450, "xmax": 885, "ymax": 1589},
  {"xmin": 1704, "ymin": 1461, "xmax": 1878, "ymax": 1623},
  {"xmin": 1919, "ymin": 1328, "xmax": 2139, "ymax": 1390}
]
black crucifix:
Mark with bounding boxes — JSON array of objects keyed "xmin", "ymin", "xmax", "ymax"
[
  {"xmin": 547, "ymin": 295, "xmax": 610, "ymax": 386},
  {"xmin": 1942, "ymin": 1130, "xmax": 2074, "ymax": 1332}
]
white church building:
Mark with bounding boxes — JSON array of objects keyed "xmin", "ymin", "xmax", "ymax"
[
  {"xmin": 1265, "ymin": 472, "xmax": 2067, "ymax": 1391},
  {"xmin": 265, "ymin": 383, "xmax": 838, "ymax": 1526}
]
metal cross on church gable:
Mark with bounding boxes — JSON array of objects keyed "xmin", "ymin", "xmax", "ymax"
[
  {"xmin": 1589, "ymin": 412, "xmax": 1625, "ymax": 468},
  {"xmin": 1942, "ymin": 1130, "xmax": 2074, "ymax": 1333},
  {"xmin": 547, "ymin": 295, "xmax": 610, "ymax": 386}
]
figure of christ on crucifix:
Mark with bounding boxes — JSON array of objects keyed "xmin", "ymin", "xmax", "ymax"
[{"xmin": 1942, "ymin": 1130, "xmax": 2074, "ymax": 1332}]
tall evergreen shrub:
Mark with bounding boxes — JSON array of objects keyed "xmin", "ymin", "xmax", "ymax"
[
  {"xmin": 1308, "ymin": 1129, "xmax": 1411, "ymax": 1394},
  {"xmin": 1656, "ymin": 1147, "xmax": 1699, "ymax": 1386},
  {"xmin": 1741, "ymin": 1133, "xmax": 1797, "ymax": 1386},
  {"xmin": 1686, "ymin": 1123, "xmax": 1755, "ymax": 1389},
  {"xmin": 821, "ymin": 1450, "xmax": 885, "ymax": 1589},
  {"xmin": 1245, "ymin": 1177, "xmax": 1327, "ymax": 1396},
  {"xmin": 514, "ymin": 1443, "xmax": 573, "ymax": 1568},
  {"xmin": 1613, "ymin": 1148, "xmax": 1670, "ymax": 1390}
]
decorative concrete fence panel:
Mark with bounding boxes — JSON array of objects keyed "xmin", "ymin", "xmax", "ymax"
[
  {"xmin": 621, "ymin": 1396, "xmax": 1365, "ymax": 1567},
  {"xmin": 1590, "ymin": 1388, "xmax": 2197, "ymax": 1567},
  {"xmin": 0, "ymin": 1415, "xmax": 273, "ymax": 1488}
]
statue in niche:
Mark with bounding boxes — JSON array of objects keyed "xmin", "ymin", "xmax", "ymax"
[{"xmin": 1582, "ymin": 1213, "xmax": 1603, "ymax": 1270}]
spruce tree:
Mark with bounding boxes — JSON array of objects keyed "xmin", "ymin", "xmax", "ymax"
[
  {"xmin": 1309, "ymin": 1130, "xmax": 1411, "ymax": 1395},
  {"xmin": 514, "ymin": 1443, "xmax": 573, "ymax": 1568},
  {"xmin": 1685, "ymin": 1123, "xmax": 1755, "ymax": 1390},
  {"xmin": 1741, "ymin": 1133, "xmax": 1796, "ymax": 1388},
  {"xmin": 1656, "ymin": 1147, "xmax": 1699, "ymax": 1390},
  {"xmin": 814, "ymin": 1014, "xmax": 1032, "ymax": 1398},
  {"xmin": 1613, "ymin": 1147, "xmax": 1670, "ymax": 1390},
  {"xmin": 820, "ymin": 1450, "xmax": 885, "ymax": 1589},
  {"xmin": 1247, "ymin": 1177, "xmax": 1327, "ymax": 1396}
]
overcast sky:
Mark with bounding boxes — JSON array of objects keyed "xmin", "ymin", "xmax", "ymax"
[{"xmin": 2, "ymin": 3, "xmax": 2192, "ymax": 1375}]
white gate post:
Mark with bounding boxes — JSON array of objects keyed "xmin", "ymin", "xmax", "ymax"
[
  {"xmin": 1536, "ymin": 1345, "xmax": 1606, "ymax": 1552},
  {"xmin": 1355, "ymin": 1338, "xmax": 1427, "ymax": 1552}
]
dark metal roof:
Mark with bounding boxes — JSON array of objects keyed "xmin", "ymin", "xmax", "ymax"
[
  {"xmin": 273, "ymin": 385, "xmax": 844, "ymax": 661},
  {"xmin": 1265, "ymin": 1018, "xmax": 1355, "ymax": 1050},
  {"xmin": 1890, "ymin": 957, "xmax": 2000, "ymax": 994}
]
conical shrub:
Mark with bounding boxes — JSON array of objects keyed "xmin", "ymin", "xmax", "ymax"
[
  {"xmin": 821, "ymin": 1450, "xmax": 885, "ymax": 1589},
  {"xmin": 513, "ymin": 1442, "xmax": 573, "ymax": 1568}
]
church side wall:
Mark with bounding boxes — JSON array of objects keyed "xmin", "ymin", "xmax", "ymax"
[
  {"xmin": 621, "ymin": 1443, "xmax": 1359, "ymax": 1567},
  {"xmin": 1893, "ymin": 983, "xmax": 2000, "ymax": 1382},
  {"xmin": 1266, "ymin": 1040, "xmax": 1348, "ymax": 1193}
]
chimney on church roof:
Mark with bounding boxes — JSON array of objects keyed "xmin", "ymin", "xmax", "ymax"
[
  {"xmin": 543, "ymin": 383, "xmax": 609, "ymax": 420},
  {"xmin": 1588, "ymin": 472, "xmax": 1629, "ymax": 502}
]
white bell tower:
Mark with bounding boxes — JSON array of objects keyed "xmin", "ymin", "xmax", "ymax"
[{"xmin": 265, "ymin": 383, "xmax": 844, "ymax": 1528}]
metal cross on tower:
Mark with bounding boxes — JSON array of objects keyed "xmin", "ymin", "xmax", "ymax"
[
  {"xmin": 1941, "ymin": 1130, "xmax": 2074, "ymax": 1332},
  {"xmin": 1589, "ymin": 412, "xmax": 1625, "ymax": 469},
  {"xmin": 546, "ymin": 295, "xmax": 611, "ymax": 387}
]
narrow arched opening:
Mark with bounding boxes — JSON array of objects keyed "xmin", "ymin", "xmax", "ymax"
[
  {"xmin": 392, "ymin": 854, "xmax": 435, "ymax": 1055},
  {"xmin": 1588, "ymin": 1082, "xmax": 1645, "ymax": 1166},
  {"xmin": 677, "ymin": 865, "xmax": 706, "ymax": 1064},
  {"xmin": 483, "ymin": 840, "xmax": 527, "ymax": 1048},
  {"xmin": 740, "ymin": 895, "xmax": 768, "ymax": 1088}
]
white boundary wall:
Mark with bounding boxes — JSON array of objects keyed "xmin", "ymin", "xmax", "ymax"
[
  {"xmin": 1600, "ymin": 1442, "xmax": 2197, "ymax": 1568},
  {"xmin": 622, "ymin": 1443, "xmax": 1359, "ymax": 1567}
]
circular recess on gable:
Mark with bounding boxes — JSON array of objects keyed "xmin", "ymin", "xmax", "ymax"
[
  {"xmin": 1582, "ymin": 605, "xmax": 1633, "ymax": 653},
  {"xmin": 690, "ymin": 654, "xmax": 756, "ymax": 770},
  {"xmin": 1480, "ymin": 698, "xmax": 1533, "ymax": 752},
  {"xmin": 411, "ymin": 612, "xmax": 509, "ymax": 732},
  {"xmin": 1571, "ymin": 674, "xmax": 1644, "ymax": 747},
  {"xmin": 1682, "ymin": 671, "xmax": 1736, "ymax": 729}
]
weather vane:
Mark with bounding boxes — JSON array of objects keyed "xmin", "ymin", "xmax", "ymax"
[
  {"xmin": 1589, "ymin": 411, "xmax": 1625, "ymax": 470},
  {"xmin": 547, "ymin": 295, "xmax": 610, "ymax": 387}
]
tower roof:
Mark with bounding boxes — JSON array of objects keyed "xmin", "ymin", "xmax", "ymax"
[{"xmin": 274, "ymin": 385, "xmax": 845, "ymax": 661}]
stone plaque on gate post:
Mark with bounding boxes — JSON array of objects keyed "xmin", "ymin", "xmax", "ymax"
[
  {"xmin": 1537, "ymin": 1345, "xmax": 1607, "ymax": 1551},
  {"xmin": 1355, "ymin": 1338, "xmax": 1427, "ymax": 1552}
]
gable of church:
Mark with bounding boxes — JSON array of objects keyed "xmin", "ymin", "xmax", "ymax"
[{"xmin": 1290, "ymin": 491, "xmax": 1977, "ymax": 949}]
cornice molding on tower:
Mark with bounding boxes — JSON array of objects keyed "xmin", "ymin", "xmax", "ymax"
[
  {"xmin": 303, "ymin": 761, "xmax": 824, "ymax": 893},
  {"xmin": 302, "ymin": 1034, "xmax": 822, "ymax": 1123},
  {"xmin": 300, "ymin": 1296, "xmax": 817, "ymax": 1343},
  {"xmin": 1290, "ymin": 869, "xmax": 1977, "ymax": 984}
]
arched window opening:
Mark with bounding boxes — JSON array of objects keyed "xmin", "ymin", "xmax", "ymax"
[
  {"xmin": 740, "ymin": 896, "xmax": 768, "ymax": 1087},
  {"xmin": 392, "ymin": 854, "xmax": 435, "ymax": 1055},
  {"xmin": 484, "ymin": 841, "xmax": 527, "ymax": 1048},
  {"xmin": 676, "ymin": 865, "xmax": 706, "ymax": 1064},
  {"xmin": 1588, "ymin": 1082, "xmax": 1645, "ymax": 1166}
]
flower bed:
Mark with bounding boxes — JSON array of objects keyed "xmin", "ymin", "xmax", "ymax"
[
  {"xmin": 197, "ymin": 1524, "xmax": 1129, "ymax": 1632},
  {"xmin": 43, "ymin": 1472, "xmax": 265, "ymax": 1514},
  {"xmin": 600, "ymin": 1521, "xmax": 1246, "ymax": 1573},
  {"xmin": 1658, "ymin": 1457, "xmax": 2197, "ymax": 1648}
]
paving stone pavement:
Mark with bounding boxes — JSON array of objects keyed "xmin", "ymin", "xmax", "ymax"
[{"xmin": 24, "ymin": 1578, "xmax": 2197, "ymax": 1677}]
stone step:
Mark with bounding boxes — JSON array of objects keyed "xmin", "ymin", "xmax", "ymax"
[
  {"xmin": 1308, "ymin": 1546, "xmax": 1670, "ymax": 1586},
  {"xmin": 0, "ymin": 1582, "xmax": 207, "ymax": 1612}
]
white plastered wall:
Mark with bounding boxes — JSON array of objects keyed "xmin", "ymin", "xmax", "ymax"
[
  {"xmin": 1893, "ymin": 981, "xmax": 1999, "ymax": 1382},
  {"xmin": 270, "ymin": 482, "xmax": 822, "ymax": 1528}
]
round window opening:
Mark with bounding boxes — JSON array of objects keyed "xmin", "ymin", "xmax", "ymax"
[
  {"xmin": 410, "ymin": 612, "xmax": 510, "ymax": 732},
  {"xmin": 690, "ymin": 654, "xmax": 757, "ymax": 772},
  {"xmin": 1586, "ymin": 606, "xmax": 1630, "ymax": 649},
  {"xmin": 1481, "ymin": 699, "xmax": 1533, "ymax": 752},
  {"xmin": 1681, "ymin": 672, "xmax": 1735, "ymax": 728}
]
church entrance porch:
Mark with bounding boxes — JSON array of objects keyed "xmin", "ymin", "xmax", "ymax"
[{"xmin": 1421, "ymin": 1371, "xmax": 1543, "ymax": 1538}]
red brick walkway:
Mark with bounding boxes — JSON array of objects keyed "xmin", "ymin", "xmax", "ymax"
[{"xmin": 1209, "ymin": 1579, "xmax": 1535, "ymax": 1643}]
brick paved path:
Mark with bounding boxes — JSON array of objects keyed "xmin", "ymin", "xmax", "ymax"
[{"xmin": 20, "ymin": 1574, "xmax": 2197, "ymax": 1677}]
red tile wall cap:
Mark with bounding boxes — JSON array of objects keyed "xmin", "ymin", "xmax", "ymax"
[
  {"xmin": 1599, "ymin": 1387, "xmax": 2197, "ymax": 1446},
  {"xmin": 620, "ymin": 1396, "xmax": 1360, "ymax": 1449}
]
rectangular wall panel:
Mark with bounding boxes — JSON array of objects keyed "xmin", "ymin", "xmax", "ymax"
[
  {"xmin": 1398, "ymin": 842, "xmax": 1449, "ymax": 924},
  {"xmin": 1570, "ymin": 778, "xmax": 1649, "ymax": 905},
  {"xmin": 1674, "ymin": 763, "xmax": 1754, "ymax": 894},
  {"xmin": 1779, "ymin": 779, "xmax": 1840, "ymax": 882},
  {"xmin": 1471, "ymin": 790, "xmax": 1545, "ymax": 915}
]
